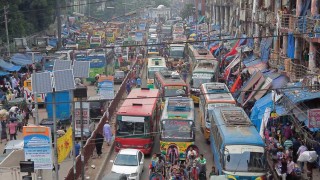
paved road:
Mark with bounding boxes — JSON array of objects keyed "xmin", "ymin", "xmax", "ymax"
[{"xmin": 102, "ymin": 67, "xmax": 214, "ymax": 179}]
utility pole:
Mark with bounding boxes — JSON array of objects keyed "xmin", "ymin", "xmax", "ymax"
[
  {"xmin": 80, "ymin": 97, "xmax": 85, "ymax": 180},
  {"xmin": 217, "ymin": 0, "xmax": 222, "ymax": 82},
  {"xmin": 57, "ymin": 0, "xmax": 62, "ymax": 49},
  {"xmin": 4, "ymin": 5, "xmax": 10, "ymax": 58}
]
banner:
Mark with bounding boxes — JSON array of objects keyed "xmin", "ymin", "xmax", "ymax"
[
  {"xmin": 57, "ymin": 127, "xmax": 73, "ymax": 163},
  {"xmin": 74, "ymin": 102, "xmax": 90, "ymax": 135},
  {"xmin": 308, "ymin": 109, "xmax": 320, "ymax": 128},
  {"xmin": 135, "ymin": 32, "xmax": 143, "ymax": 42},
  {"xmin": 98, "ymin": 75, "xmax": 114, "ymax": 99},
  {"xmin": 23, "ymin": 126, "xmax": 53, "ymax": 170}
]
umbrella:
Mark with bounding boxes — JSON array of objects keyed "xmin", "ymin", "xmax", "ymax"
[
  {"xmin": 190, "ymin": 33, "xmax": 196, "ymax": 37},
  {"xmin": 297, "ymin": 151, "xmax": 318, "ymax": 163},
  {"xmin": 9, "ymin": 106, "xmax": 18, "ymax": 113}
]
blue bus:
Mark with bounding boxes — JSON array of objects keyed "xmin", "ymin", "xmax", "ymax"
[{"xmin": 209, "ymin": 106, "xmax": 266, "ymax": 180}]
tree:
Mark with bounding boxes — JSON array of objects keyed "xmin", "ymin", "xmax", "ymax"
[{"xmin": 180, "ymin": 3, "xmax": 194, "ymax": 20}]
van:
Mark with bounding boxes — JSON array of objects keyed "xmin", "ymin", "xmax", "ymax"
[
  {"xmin": 114, "ymin": 71, "xmax": 125, "ymax": 84},
  {"xmin": 3, "ymin": 140, "xmax": 24, "ymax": 155}
]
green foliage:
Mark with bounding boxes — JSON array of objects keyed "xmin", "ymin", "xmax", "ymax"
[
  {"xmin": 180, "ymin": 3, "xmax": 194, "ymax": 20},
  {"xmin": 0, "ymin": 0, "xmax": 55, "ymax": 43}
]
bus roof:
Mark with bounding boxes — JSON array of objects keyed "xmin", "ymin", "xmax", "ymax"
[
  {"xmin": 148, "ymin": 57, "xmax": 166, "ymax": 67},
  {"xmin": 169, "ymin": 44, "xmax": 185, "ymax": 47},
  {"xmin": 155, "ymin": 71, "xmax": 187, "ymax": 86},
  {"xmin": 117, "ymin": 88, "xmax": 159, "ymax": 116},
  {"xmin": 161, "ymin": 97, "xmax": 194, "ymax": 120},
  {"xmin": 189, "ymin": 44, "xmax": 215, "ymax": 60},
  {"xmin": 200, "ymin": 83, "xmax": 236, "ymax": 104},
  {"xmin": 193, "ymin": 60, "xmax": 218, "ymax": 73},
  {"xmin": 210, "ymin": 106, "xmax": 264, "ymax": 146}
]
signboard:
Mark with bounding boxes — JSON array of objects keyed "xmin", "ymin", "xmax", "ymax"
[
  {"xmin": 98, "ymin": 76, "xmax": 114, "ymax": 99},
  {"xmin": 75, "ymin": 102, "xmax": 90, "ymax": 130},
  {"xmin": 23, "ymin": 126, "xmax": 53, "ymax": 170},
  {"xmin": 189, "ymin": 16, "xmax": 194, "ymax": 23},
  {"xmin": 308, "ymin": 109, "xmax": 320, "ymax": 128},
  {"xmin": 135, "ymin": 32, "xmax": 143, "ymax": 42}
]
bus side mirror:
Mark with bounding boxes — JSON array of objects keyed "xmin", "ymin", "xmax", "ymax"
[{"xmin": 227, "ymin": 155, "xmax": 230, "ymax": 162}]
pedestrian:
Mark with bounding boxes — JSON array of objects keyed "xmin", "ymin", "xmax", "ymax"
[
  {"xmin": 8, "ymin": 120, "xmax": 17, "ymax": 140},
  {"xmin": 126, "ymin": 80, "xmax": 131, "ymax": 94},
  {"xmin": 95, "ymin": 133, "xmax": 104, "ymax": 158},
  {"xmin": 74, "ymin": 140, "xmax": 80, "ymax": 157},
  {"xmin": 297, "ymin": 144, "xmax": 308, "ymax": 172},
  {"xmin": 0, "ymin": 120, "xmax": 8, "ymax": 143},
  {"xmin": 136, "ymin": 77, "xmax": 141, "ymax": 88},
  {"xmin": 103, "ymin": 121, "xmax": 112, "ymax": 146},
  {"xmin": 16, "ymin": 110, "xmax": 23, "ymax": 132},
  {"xmin": 209, "ymin": 166, "xmax": 218, "ymax": 177}
]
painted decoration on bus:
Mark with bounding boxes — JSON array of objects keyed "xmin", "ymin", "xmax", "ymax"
[{"xmin": 160, "ymin": 141, "xmax": 193, "ymax": 158}]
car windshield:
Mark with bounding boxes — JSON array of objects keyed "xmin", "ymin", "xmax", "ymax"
[
  {"xmin": 114, "ymin": 154, "xmax": 138, "ymax": 166},
  {"xmin": 116, "ymin": 116, "xmax": 150, "ymax": 137},
  {"xmin": 224, "ymin": 149, "xmax": 266, "ymax": 172},
  {"xmin": 161, "ymin": 119, "xmax": 193, "ymax": 140}
]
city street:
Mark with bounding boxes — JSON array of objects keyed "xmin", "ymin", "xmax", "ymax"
[{"xmin": 0, "ymin": 82, "xmax": 122, "ymax": 179}]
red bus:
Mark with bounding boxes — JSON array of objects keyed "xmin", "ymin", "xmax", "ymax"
[{"xmin": 115, "ymin": 88, "xmax": 160, "ymax": 154}]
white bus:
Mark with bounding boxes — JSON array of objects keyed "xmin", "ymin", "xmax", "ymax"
[{"xmin": 147, "ymin": 57, "xmax": 167, "ymax": 88}]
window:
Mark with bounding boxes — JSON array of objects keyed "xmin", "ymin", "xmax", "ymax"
[{"xmin": 116, "ymin": 116, "xmax": 150, "ymax": 137}]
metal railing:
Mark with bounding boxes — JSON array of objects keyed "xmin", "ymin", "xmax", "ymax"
[
  {"xmin": 280, "ymin": 14, "xmax": 319, "ymax": 36},
  {"xmin": 65, "ymin": 60, "xmax": 140, "ymax": 180}
]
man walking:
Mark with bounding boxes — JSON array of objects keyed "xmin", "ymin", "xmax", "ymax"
[{"xmin": 103, "ymin": 121, "xmax": 112, "ymax": 146}]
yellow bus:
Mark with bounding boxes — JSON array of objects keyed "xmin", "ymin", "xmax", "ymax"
[
  {"xmin": 147, "ymin": 57, "xmax": 167, "ymax": 88},
  {"xmin": 199, "ymin": 83, "xmax": 236, "ymax": 142},
  {"xmin": 160, "ymin": 97, "xmax": 195, "ymax": 161}
]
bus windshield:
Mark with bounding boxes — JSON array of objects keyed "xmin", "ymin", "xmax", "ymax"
[
  {"xmin": 165, "ymin": 86, "xmax": 187, "ymax": 97},
  {"xmin": 224, "ymin": 147, "xmax": 266, "ymax": 172},
  {"xmin": 161, "ymin": 119, "xmax": 193, "ymax": 140},
  {"xmin": 169, "ymin": 49, "xmax": 184, "ymax": 58},
  {"xmin": 192, "ymin": 74, "xmax": 213, "ymax": 88},
  {"xmin": 148, "ymin": 67, "xmax": 167, "ymax": 79},
  {"xmin": 116, "ymin": 116, "xmax": 150, "ymax": 137}
]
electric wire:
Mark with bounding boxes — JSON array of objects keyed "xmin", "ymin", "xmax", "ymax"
[{"xmin": 2, "ymin": 31, "xmax": 318, "ymax": 55}]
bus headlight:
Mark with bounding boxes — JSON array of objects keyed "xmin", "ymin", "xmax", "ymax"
[
  {"xmin": 115, "ymin": 142, "xmax": 122, "ymax": 148},
  {"xmin": 144, "ymin": 144, "xmax": 151, "ymax": 149}
]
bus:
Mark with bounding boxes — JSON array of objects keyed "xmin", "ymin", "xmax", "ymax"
[
  {"xmin": 154, "ymin": 70, "xmax": 189, "ymax": 104},
  {"xmin": 190, "ymin": 60, "xmax": 219, "ymax": 104},
  {"xmin": 168, "ymin": 44, "xmax": 186, "ymax": 67},
  {"xmin": 115, "ymin": 88, "xmax": 160, "ymax": 155},
  {"xmin": 106, "ymin": 30, "xmax": 115, "ymax": 43},
  {"xmin": 147, "ymin": 57, "xmax": 167, "ymax": 88},
  {"xmin": 186, "ymin": 44, "xmax": 215, "ymax": 68},
  {"xmin": 209, "ymin": 106, "xmax": 266, "ymax": 179},
  {"xmin": 147, "ymin": 46, "xmax": 160, "ymax": 57},
  {"xmin": 87, "ymin": 50, "xmax": 106, "ymax": 84},
  {"xmin": 89, "ymin": 35, "xmax": 102, "ymax": 48},
  {"xmin": 199, "ymin": 83, "xmax": 236, "ymax": 142},
  {"xmin": 160, "ymin": 97, "xmax": 195, "ymax": 161},
  {"xmin": 77, "ymin": 33, "xmax": 89, "ymax": 49}
]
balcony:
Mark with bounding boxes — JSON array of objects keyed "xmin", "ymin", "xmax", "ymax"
[
  {"xmin": 239, "ymin": 8, "xmax": 252, "ymax": 22},
  {"xmin": 280, "ymin": 14, "xmax": 320, "ymax": 42}
]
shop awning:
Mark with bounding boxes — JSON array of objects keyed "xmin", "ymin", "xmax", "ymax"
[
  {"xmin": 10, "ymin": 53, "xmax": 43, "ymax": 66},
  {"xmin": 0, "ymin": 59, "xmax": 21, "ymax": 71},
  {"xmin": 198, "ymin": 16, "xmax": 205, "ymax": 24},
  {"xmin": 0, "ymin": 70, "xmax": 9, "ymax": 76}
]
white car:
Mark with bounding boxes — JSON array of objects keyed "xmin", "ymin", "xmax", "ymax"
[{"xmin": 110, "ymin": 149, "xmax": 144, "ymax": 180}]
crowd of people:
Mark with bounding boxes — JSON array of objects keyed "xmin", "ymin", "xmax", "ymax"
[
  {"xmin": 147, "ymin": 146, "xmax": 220, "ymax": 180},
  {"xmin": 264, "ymin": 113, "xmax": 318, "ymax": 179}
]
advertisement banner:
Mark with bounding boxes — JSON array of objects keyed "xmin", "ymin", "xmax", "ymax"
[
  {"xmin": 57, "ymin": 127, "xmax": 73, "ymax": 163},
  {"xmin": 98, "ymin": 76, "xmax": 114, "ymax": 99},
  {"xmin": 75, "ymin": 102, "xmax": 90, "ymax": 130},
  {"xmin": 135, "ymin": 32, "xmax": 143, "ymax": 42},
  {"xmin": 308, "ymin": 109, "xmax": 320, "ymax": 128},
  {"xmin": 23, "ymin": 126, "xmax": 53, "ymax": 170}
]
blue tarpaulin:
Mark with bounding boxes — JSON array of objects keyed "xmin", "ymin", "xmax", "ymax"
[
  {"xmin": 0, "ymin": 71, "xmax": 9, "ymax": 76},
  {"xmin": 250, "ymin": 93, "xmax": 286, "ymax": 132},
  {"xmin": 283, "ymin": 82, "xmax": 320, "ymax": 104},
  {"xmin": 287, "ymin": 32, "xmax": 295, "ymax": 58},
  {"xmin": 10, "ymin": 53, "xmax": 43, "ymax": 66},
  {"xmin": 247, "ymin": 38, "xmax": 254, "ymax": 48},
  {"xmin": 0, "ymin": 59, "xmax": 21, "ymax": 71},
  {"xmin": 260, "ymin": 37, "xmax": 273, "ymax": 62}
]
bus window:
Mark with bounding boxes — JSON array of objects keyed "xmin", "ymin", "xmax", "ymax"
[{"xmin": 117, "ymin": 116, "xmax": 150, "ymax": 136}]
